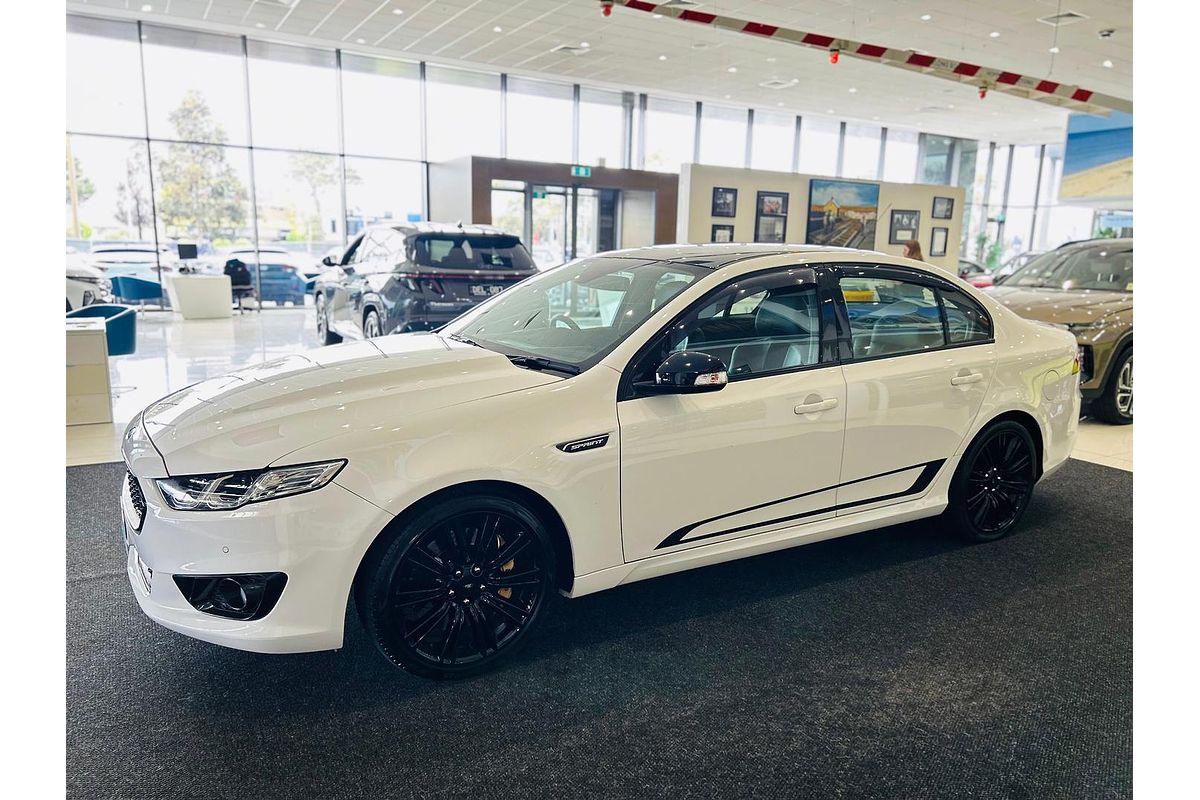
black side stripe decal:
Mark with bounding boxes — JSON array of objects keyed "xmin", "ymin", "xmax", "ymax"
[{"xmin": 655, "ymin": 460, "xmax": 945, "ymax": 550}]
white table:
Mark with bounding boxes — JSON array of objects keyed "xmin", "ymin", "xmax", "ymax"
[
  {"xmin": 163, "ymin": 274, "xmax": 233, "ymax": 319},
  {"xmin": 66, "ymin": 318, "xmax": 113, "ymax": 426}
]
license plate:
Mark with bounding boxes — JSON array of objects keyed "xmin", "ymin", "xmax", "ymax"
[{"xmin": 468, "ymin": 284, "xmax": 503, "ymax": 297}]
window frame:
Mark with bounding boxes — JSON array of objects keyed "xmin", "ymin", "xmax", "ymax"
[
  {"xmin": 828, "ymin": 263, "xmax": 995, "ymax": 364},
  {"xmin": 618, "ymin": 264, "xmax": 841, "ymax": 400}
]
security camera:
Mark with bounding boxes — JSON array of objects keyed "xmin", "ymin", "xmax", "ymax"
[{"xmin": 1097, "ymin": 28, "xmax": 1115, "ymax": 39}]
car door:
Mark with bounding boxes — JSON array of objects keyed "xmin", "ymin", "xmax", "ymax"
[
  {"xmin": 328, "ymin": 233, "xmax": 365, "ymax": 338},
  {"xmin": 834, "ymin": 265, "xmax": 996, "ymax": 513},
  {"xmin": 343, "ymin": 232, "xmax": 382, "ymax": 338},
  {"xmin": 617, "ymin": 266, "xmax": 848, "ymax": 562}
]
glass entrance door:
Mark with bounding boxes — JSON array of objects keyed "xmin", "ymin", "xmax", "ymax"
[{"xmin": 530, "ymin": 185, "xmax": 568, "ymax": 269}]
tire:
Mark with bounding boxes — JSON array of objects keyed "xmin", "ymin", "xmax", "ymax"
[
  {"xmin": 1092, "ymin": 347, "xmax": 1132, "ymax": 425},
  {"xmin": 315, "ymin": 293, "xmax": 341, "ymax": 345},
  {"xmin": 356, "ymin": 493, "xmax": 557, "ymax": 679},
  {"xmin": 944, "ymin": 420, "xmax": 1038, "ymax": 543},
  {"xmin": 363, "ymin": 308, "xmax": 382, "ymax": 339}
]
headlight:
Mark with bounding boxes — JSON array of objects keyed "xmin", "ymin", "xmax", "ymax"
[{"xmin": 156, "ymin": 460, "xmax": 346, "ymax": 511}]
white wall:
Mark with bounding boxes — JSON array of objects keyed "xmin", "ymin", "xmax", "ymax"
[{"xmin": 679, "ymin": 164, "xmax": 965, "ymax": 271}]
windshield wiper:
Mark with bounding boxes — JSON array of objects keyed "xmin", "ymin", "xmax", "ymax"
[
  {"xmin": 506, "ymin": 355, "xmax": 581, "ymax": 376},
  {"xmin": 446, "ymin": 333, "xmax": 485, "ymax": 348}
]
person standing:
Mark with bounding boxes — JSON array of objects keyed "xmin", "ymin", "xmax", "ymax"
[{"xmin": 903, "ymin": 240, "xmax": 925, "ymax": 261}]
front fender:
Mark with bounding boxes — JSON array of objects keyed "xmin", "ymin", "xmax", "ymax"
[{"xmin": 282, "ymin": 367, "xmax": 626, "ymax": 589}]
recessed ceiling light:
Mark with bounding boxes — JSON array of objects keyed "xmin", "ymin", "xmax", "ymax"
[
  {"xmin": 989, "ymin": 31, "xmax": 1001, "ymax": 38},
  {"xmin": 777, "ymin": 102, "xmax": 784, "ymax": 107},
  {"xmin": 659, "ymin": 54, "xmax": 668, "ymax": 61},
  {"xmin": 356, "ymin": 38, "xmax": 366, "ymax": 44},
  {"xmin": 493, "ymin": 26, "xmax": 503, "ymax": 33},
  {"xmin": 1102, "ymin": 59, "xmax": 1114, "ymax": 68},
  {"xmin": 848, "ymin": 87, "xmax": 857, "ymax": 93},
  {"xmin": 872, "ymin": 115, "xmax": 880, "ymax": 120},
  {"xmin": 767, "ymin": 57, "xmax": 777, "ymax": 63},
  {"xmin": 141, "ymin": 4, "xmax": 153, "ymax": 11},
  {"xmin": 1049, "ymin": 46, "xmax": 1060, "ymax": 53},
  {"xmin": 827, "ymin": 108, "xmax": 835, "ymax": 114},
  {"xmin": 255, "ymin": 22, "xmax": 265, "ymax": 28},
  {"xmin": 724, "ymin": 94, "xmax": 731, "ymax": 99},
  {"xmin": 580, "ymin": 41, "xmax": 590, "ymax": 47},
  {"xmin": 392, "ymin": 8, "xmax": 403, "ymax": 15},
  {"xmin": 920, "ymin": 14, "xmax": 932, "ymax": 22},
  {"xmin": 948, "ymin": 104, "xmax": 955, "ymax": 109},
  {"xmin": 727, "ymin": 66, "xmax": 738, "ymax": 73},
  {"xmin": 653, "ymin": 14, "xmax": 663, "ymax": 19}
]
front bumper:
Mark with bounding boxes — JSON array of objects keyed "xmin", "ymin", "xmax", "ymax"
[{"xmin": 121, "ymin": 473, "xmax": 392, "ymax": 653}]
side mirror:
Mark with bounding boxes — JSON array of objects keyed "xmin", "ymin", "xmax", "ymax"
[
  {"xmin": 321, "ymin": 255, "xmax": 338, "ymax": 267},
  {"xmin": 634, "ymin": 351, "xmax": 728, "ymax": 395}
]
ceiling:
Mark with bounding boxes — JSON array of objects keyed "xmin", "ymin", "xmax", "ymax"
[{"xmin": 66, "ymin": 0, "xmax": 1133, "ymax": 145}]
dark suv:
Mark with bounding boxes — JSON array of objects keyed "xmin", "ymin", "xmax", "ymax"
[{"xmin": 313, "ymin": 223, "xmax": 537, "ymax": 344}]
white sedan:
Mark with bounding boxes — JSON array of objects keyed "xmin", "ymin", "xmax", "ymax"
[{"xmin": 119, "ymin": 244, "xmax": 1079, "ymax": 678}]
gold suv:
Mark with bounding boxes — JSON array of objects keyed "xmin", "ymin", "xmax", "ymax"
[{"xmin": 988, "ymin": 238, "xmax": 1133, "ymax": 424}]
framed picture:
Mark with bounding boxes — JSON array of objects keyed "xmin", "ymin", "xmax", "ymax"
[
  {"xmin": 754, "ymin": 216, "xmax": 787, "ymax": 243},
  {"xmin": 930, "ymin": 226, "xmax": 949, "ymax": 258},
  {"xmin": 806, "ymin": 179, "xmax": 880, "ymax": 247},
  {"xmin": 712, "ymin": 187, "xmax": 738, "ymax": 217},
  {"xmin": 888, "ymin": 209, "xmax": 920, "ymax": 244},
  {"xmin": 711, "ymin": 224, "xmax": 735, "ymax": 243},
  {"xmin": 757, "ymin": 191, "xmax": 789, "ymax": 217},
  {"xmin": 932, "ymin": 196, "xmax": 954, "ymax": 220}
]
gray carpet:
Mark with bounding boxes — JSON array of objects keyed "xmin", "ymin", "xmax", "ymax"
[{"xmin": 67, "ymin": 459, "xmax": 1131, "ymax": 799}]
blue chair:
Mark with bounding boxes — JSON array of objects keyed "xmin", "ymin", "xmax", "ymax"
[
  {"xmin": 110, "ymin": 275, "xmax": 164, "ymax": 310},
  {"xmin": 66, "ymin": 304, "xmax": 137, "ymax": 356}
]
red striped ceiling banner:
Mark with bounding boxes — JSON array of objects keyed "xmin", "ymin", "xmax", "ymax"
[{"xmin": 611, "ymin": 1, "xmax": 1131, "ymax": 115}]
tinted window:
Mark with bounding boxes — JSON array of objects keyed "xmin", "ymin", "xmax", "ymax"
[
  {"xmin": 1007, "ymin": 246, "xmax": 1133, "ymax": 291},
  {"xmin": 940, "ymin": 287, "xmax": 992, "ymax": 343},
  {"xmin": 409, "ymin": 235, "xmax": 533, "ymax": 270},
  {"xmin": 842, "ymin": 276, "xmax": 945, "ymax": 358},
  {"xmin": 633, "ymin": 269, "xmax": 820, "ymax": 383}
]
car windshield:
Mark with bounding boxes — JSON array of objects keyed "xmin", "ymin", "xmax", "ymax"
[
  {"xmin": 409, "ymin": 234, "xmax": 534, "ymax": 270},
  {"xmin": 1005, "ymin": 246, "xmax": 1133, "ymax": 292},
  {"xmin": 441, "ymin": 256, "xmax": 706, "ymax": 372}
]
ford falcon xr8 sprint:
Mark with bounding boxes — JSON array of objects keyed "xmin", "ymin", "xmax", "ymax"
[{"xmin": 120, "ymin": 244, "xmax": 1079, "ymax": 679}]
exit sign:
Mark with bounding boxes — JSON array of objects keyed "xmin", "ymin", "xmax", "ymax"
[
  {"xmin": 532, "ymin": 190, "xmax": 546, "ymax": 199},
  {"xmin": 570, "ymin": 165, "xmax": 591, "ymax": 178}
]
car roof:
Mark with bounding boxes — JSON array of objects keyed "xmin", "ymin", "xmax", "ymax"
[
  {"xmin": 1057, "ymin": 237, "xmax": 1132, "ymax": 250},
  {"xmin": 367, "ymin": 221, "xmax": 512, "ymax": 237},
  {"xmin": 593, "ymin": 243, "xmax": 895, "ymax": 270}
]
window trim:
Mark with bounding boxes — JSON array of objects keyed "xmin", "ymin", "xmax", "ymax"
[
  {"xmin": 830, "ymin": 263, "xmax": 995, "ymax": 365},
  {"xmin": 618, "ymin": 264, "xmax": 835, "ymax": 401}
]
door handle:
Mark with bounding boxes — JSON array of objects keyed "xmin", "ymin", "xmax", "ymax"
[
  {"xmin": 794, "ymin": 397, "xmax": 839, "ymax": 415},
  {"xmin": 951, "ymin": 372, "xmax": 984, "ymax": 386}
]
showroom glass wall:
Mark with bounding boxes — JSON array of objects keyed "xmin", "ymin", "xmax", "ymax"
[{"xmin": 67, "ymin": 13, "xmax": 1094, "ymax": 302}]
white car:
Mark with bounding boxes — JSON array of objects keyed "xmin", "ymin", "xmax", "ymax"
[
  {"xmin": 66, "ymin": 253, "xmax": 110, "ymax": 311},
  {"xmin": 119, "ymin": 244, "xmax": 1080, "ymax": 678}
]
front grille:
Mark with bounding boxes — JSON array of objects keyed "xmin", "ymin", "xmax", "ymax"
[{"xmin": 126, "ymin": 472, "xmax": 146, "ymax": 527}]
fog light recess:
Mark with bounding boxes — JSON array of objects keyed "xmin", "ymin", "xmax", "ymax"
[{"xmin": 173, "ymin": 572, "xmax": 287, "ymax": 621}]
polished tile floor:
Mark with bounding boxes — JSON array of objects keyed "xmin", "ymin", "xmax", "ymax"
[{"xmin": 66, "ymin": 309, "xmax": 1132, "ymax": 471}]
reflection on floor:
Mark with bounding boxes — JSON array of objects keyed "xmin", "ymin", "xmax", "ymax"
[
  {"xmin": 66, "ymin": 309, "xmax": 1133, "ymax": 471},
  {"xmin": 67, "ymin": 308, "xmax": 319, "ymax": 466}
]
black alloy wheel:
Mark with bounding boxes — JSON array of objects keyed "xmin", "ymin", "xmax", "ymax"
[
  {"xmin": 947, "ymin": 421, "xmax": 1037, "ymax": 542},
  {"xmin": 1093, "ymin": 348, "xmax": 1132, "ymax": 425},
  {"xmin": 358, "ymin": 494, "xmax": 556, "ymax": 679}
]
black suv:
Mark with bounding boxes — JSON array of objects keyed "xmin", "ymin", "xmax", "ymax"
[{"xmin": 313, "ymin": 223, "xmax": 537, "ymax": 344}]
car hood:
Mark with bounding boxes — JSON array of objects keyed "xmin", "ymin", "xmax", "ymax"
[
  {"xmin": 986, "ymin": 286, "xmax": 1132, "ymax": 325},
  {"xmin": 66, "ymin": 262, "xmax": 105, "ymax": 280},
  {"xmin": 139, "ymin": 334, "xmax": 562, "ymax": 475}
]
